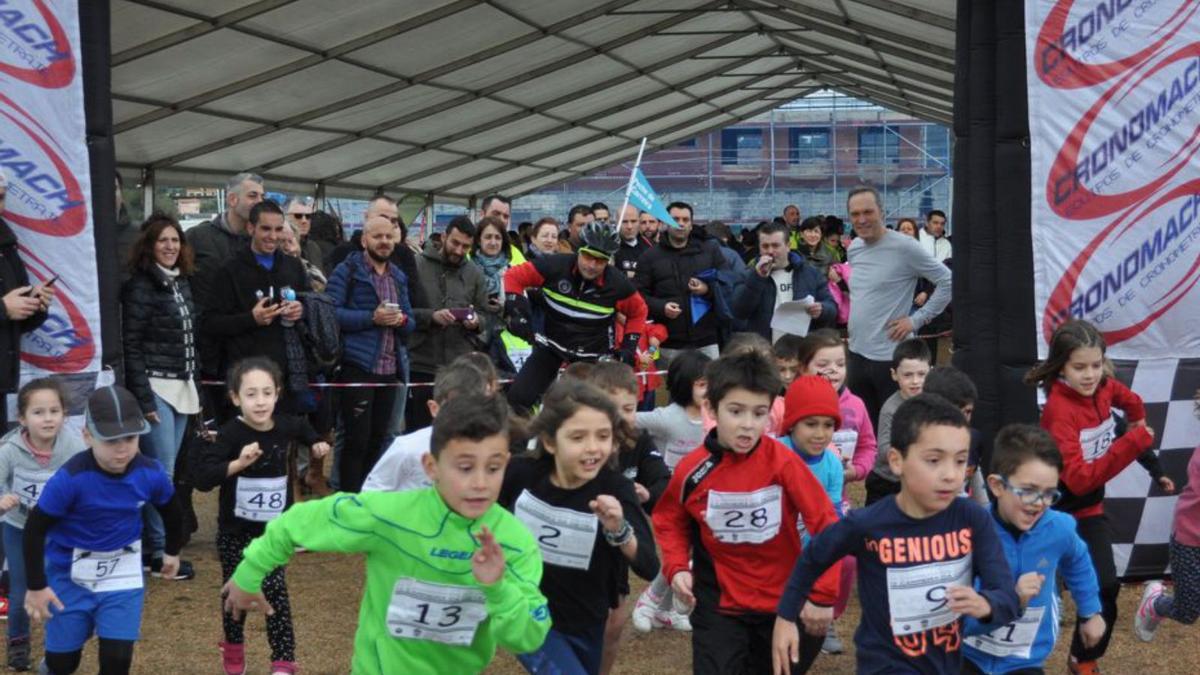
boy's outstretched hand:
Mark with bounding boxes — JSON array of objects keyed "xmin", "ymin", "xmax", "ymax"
[
  {"xmin": 799, "ymin": 600, "xmax": 832, "ymax": 636},
  {"xmin": 25, "ymin": 587, "xmax": 64, "ymax": 623},
  {"xmin": 671, "ymin": 571, "xmax": 695, "ymax": 611},
  {"xmin": 946, "ymin": 585, "xmax": 993, "ymax": 619},
  {"xmin": 772, "ymin": 617, "xmax": 800, "ymax": 675},
  {"xmin": 1015, "ymin": 571, "xmax": 1045, "ymax": 609},
  {"xmin": 222, "ymin": 579, "xmax": 274, "ymax": 621},
  {"xmin": 1079, "ymin": 613, "xmax": 1106, "ymax": 649},
  {"xmin": 472, "ymin": 526, "xmax": 506, "ymax": 586}
]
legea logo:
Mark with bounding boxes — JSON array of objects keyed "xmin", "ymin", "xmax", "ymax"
[
  {"xmin": 17, "ymin": 246, "xmax": 94, "ymax": 372},
  {"xmin": 0, "ymin": 92, "xmax": 86, "ymax": 236},
  {"xmin": 1047, "ymin": 43, "xmax": 1200, "ymax": 221},
  {"xmin": 1035, "ymin": 0, "xmax": 1197, "ymax": 89},
  {"xmin": 0, "ymin": 0, "xmax": 74, "ymax": 88},
  {"xmin": 1042, "ymin": 179, "xmax": 1200, "ymax": 347}
]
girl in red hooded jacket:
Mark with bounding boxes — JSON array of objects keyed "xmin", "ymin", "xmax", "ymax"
[{"xmin": 1026, "ymin": 319, "xmax": 1174, "ymax": 675}]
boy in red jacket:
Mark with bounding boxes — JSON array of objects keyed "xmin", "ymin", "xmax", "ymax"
[{"xmin": 652, "ymin": 352, "xmax": 840, "ymax": 674}]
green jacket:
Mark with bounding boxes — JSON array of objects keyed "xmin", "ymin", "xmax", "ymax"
[{"xmin": 232, "ymin": 488, "xmax": 550, "ymax": 674}]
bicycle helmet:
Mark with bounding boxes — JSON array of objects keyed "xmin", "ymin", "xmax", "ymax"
[{"xmin": 578, "ymin": 221, "xmax": 620, "ymax": 260}]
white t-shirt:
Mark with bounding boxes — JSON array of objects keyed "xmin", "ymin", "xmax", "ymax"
[{"xmin": 362, "ymin": 426, "xmax": 433, "ymax": 492}]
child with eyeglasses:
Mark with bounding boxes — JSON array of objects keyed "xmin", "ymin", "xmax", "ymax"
[{"xmin": 961, "ymin": 424, "xmax": 1105, "ymax": 674}]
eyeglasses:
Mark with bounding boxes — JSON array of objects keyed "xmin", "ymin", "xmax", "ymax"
[
  {"xmin": 998, "ymin": 477, "xmax": 1061, "ymax": 506},
  {"xmin": 288, "ymin": 213, "xmax": 311, "ymax": 220}
]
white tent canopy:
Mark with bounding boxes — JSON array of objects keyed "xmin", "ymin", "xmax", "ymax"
[{"xmin": 112, "ymin": 0, "xmax": 955, "ymax": 201}]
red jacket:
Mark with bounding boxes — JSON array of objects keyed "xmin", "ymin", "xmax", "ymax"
[
  {"xmin": 652, "ymin": 432, "xmax": 841, "ymax": 614},
  {"xmin": 1042, "ymin": 378, "xmax": 1153, "ymax": 519},
  {"xmin": 615, "ymin": 320, "xmax": 668, "ymax": 399}
]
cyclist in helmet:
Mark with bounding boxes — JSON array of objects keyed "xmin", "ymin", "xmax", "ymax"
[{"xmin": 503, "ymin": 221, "xmax": 648, "ymax": 414}]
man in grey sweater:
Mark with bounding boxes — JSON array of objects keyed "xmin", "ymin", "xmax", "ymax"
[{"xmin": 845, "ymin": 186, "xmax": 952, "ymax": 428}]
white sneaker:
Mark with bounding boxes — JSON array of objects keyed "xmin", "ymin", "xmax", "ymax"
[
  {"xmin": 631, "ymin": 594, "xmax": 660, "ymax": 633},
  {"xmin": 1134, "ymin": 580, "xmax": 1165, "ymax": 642},
  {"xmin": 659, "ymin": 609, "xmax": 692, "ymax": 632}
]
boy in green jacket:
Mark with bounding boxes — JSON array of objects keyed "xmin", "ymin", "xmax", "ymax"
[{"xmin": 222, "ymin": 393, "xmax": 550, "ymax": 674}]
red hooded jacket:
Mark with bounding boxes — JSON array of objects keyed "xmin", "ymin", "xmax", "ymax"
[
  {"xmin": 1042, "ymin": 378, "xmax": 1154, "ymax": 520},
  {"xmin": 653, "ymin": 432, "xmax": 841, "ymax": 614}
]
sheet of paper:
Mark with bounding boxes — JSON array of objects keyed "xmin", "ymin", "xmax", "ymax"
[{"xmin": 771, "ymin": 295, "xmax": 816, "ymax": 337}]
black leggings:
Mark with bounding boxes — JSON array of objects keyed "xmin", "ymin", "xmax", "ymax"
[
  {"xmin": 45, "ymin": 639, "xmax": 134, "ymax": 674},
  {"xmin": 847, "ymin": 351, "xmax": 897, "ymax": 432},
  {"xmin": 506, "ymin": 346, "xmax": 567, "ymax": 416},
  {"xmin": 218, "ymin": 531, "xmax": 295, "ymax": 662},
  {"xmin": 1071, "ymin": 514, "xmax": 1118, "ymax": 662}
]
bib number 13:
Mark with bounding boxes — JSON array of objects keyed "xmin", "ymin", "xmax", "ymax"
[
  {"xmin": 415, "ymin": 602, "xmax": 463, "ymax": 628},
  {"xmin": 387, "ymin": 578, "xmax": 487, "ymax": 646}
]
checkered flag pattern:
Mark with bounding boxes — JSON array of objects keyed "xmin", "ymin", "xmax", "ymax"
[{"xmin": 1104, "ymin": 358, "xmax": 1200, "ymax": 580}]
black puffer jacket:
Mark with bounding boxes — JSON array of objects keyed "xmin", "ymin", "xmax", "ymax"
[
  {"xmin": 201, "ymin": 246, "xmax": 311, "ymax": 379},
  {"xmin": 633, "ymin": 235, "xmax": 728, "ymax": 349},
  {"xmin": 0, "ymin": 219, "xmax": 47, "ymax": 394},
  {"xmin": 120, "ymin": 266, "xmax": 200, "ymax": 414}
]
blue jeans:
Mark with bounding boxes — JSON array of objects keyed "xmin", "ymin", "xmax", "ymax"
[
  {"xmin": 4, "ymin": 524, "xmax": 29, "ymax": 640},
  {"xmin": 139, "ymin": 393, "xmax": 187, "ymax": 556},
  {"xmin": 516, "ymin": 625, "xmax": 604, "ymax": 675}
]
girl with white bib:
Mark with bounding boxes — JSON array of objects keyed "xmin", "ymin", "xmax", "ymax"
[
  {"xmin": 192, "ymin": 358, "xmax": 330, "ymax": 675},
  {"xmin": 500, "ymin": 379, "xmax": 658, "ymax": 675}
]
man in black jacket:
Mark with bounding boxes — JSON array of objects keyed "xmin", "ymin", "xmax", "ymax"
[
  {"xmin": 613, "ymin": 204, "xmax": 650, "ymax": 278},
  {"xmin": 200, "ymin": 200, "xmax": 309, "ymax": 415},
  {"xmin": 0, "ymin": 178, "xmax": 52, "ymax": 429},
  {"xmin": 633, "ymin": 201, "xmax": 727, "ymax": 360}
]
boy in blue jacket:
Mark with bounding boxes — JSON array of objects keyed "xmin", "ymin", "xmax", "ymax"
[{"xmin": 963, "ymin": 424, "xmax": 1105, "ymax": 674}]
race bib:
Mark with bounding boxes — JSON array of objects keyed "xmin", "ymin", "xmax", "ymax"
[
  {"xmin": 886, "ymin": 554, "xmax": 972, "ymax": 636},
  {"xmin": 965, "ymin": 606, "xmax": 1045, "ymax": 659},
  {"xmin": 1079, "ymin": 418, "xmax": 1115, "ymax": 463},
  {"xmin": 514, "ymin": 490, "xmax": 598, "ymax": 570},
  {"xmin": 705, "ymin": 485, "xmax": 782, "ymax": 544},
  {"xmin": 387, "ymin": 577, "xmax": 487, "ymax": 646},
  {"xmin": 12, "ymin": 467, "xmax": 51, "ymax": 512},
  {"xmin": 71, "ymin": 541, "xmax": 143, "ymax": 593},
  {"xmin": 832, "ymin": 430, "xmax": 858, "ymax": 462},
  {"xmin": 234, "ymin": 475, "xmax": 288, "ymax": 522}
]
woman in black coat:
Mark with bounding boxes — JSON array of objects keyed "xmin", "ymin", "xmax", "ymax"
[{"xmin": 120, "ymin": 214, "xmax": 200, "ymax": 577}]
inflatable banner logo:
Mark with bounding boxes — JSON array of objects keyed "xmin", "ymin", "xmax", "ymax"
[
  {"xmin": 0, "ymin": 0, "xmax": 75, "ymax": 88},
  {"xmin": 1028, "ymin": 0, "xmax": 1200, "ymax": 357}
]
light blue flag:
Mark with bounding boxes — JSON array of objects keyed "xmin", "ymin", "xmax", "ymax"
[{"xmin": 626, "ymin": 167, "xmax": 681, "ymax": 229}]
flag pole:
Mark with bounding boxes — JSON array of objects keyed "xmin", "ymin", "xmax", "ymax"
[{"xmin": 613, "ymin": 137, "xmax": 648, "ymax": 234}]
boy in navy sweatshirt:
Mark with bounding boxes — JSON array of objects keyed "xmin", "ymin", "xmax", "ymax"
[
  {"xmin": 773, "ymin": 394, "xmax": 1018, "ymax": 675},
  {"xmin": 962, "ymin": 424, "xmax": 1103, "ymax": 674}
]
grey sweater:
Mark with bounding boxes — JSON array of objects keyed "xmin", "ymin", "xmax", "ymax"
[
  {"xmin": 847, "ymin": 230, "xmax": 952, "ymax": 361},
  {"xmin": 0, "ymin": 427, "xmax": 86, "ymax": 528}
]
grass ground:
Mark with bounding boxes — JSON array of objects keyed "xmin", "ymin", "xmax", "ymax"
[{"xmin": 31, "ymin": 481, "xmax": 1193, "ymax": 673}]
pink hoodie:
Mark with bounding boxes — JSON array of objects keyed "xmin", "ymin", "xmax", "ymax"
[
  {"xmin": 832, "ymin": 387, "xmax": 877, "ymax": 499},
  {"xmin": 1175, "ymin": 446, "xmax": 1200, "ymax": 547}
]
